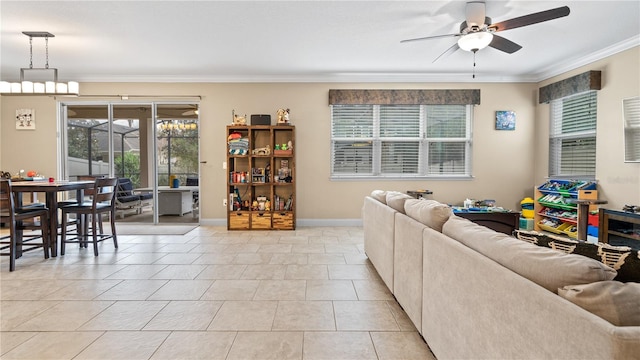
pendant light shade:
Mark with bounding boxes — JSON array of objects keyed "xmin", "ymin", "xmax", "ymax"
[{"xmin": 0, "ymin": 32, "xmax": 79, "ymax": 96}]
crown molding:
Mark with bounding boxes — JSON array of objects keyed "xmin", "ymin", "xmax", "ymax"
[
  {"xmin": 73, "ymin": 36, "xmax": 639, "ymax": 85},
  {"xmin": 76, "ymin": 72, "xmax": 532, "ymax": 84},
  {"xmin": 533, "ymin": 35, "xmax": 640, "ymax": 82}
]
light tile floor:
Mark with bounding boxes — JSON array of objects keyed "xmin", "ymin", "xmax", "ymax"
[{"xmin": 0, "ymin": 226, "xmax": 436, "ymax": 360}]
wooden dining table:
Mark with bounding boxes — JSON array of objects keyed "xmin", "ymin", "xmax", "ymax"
[{"xmin": 11, "ymin": 180, "xmax": 95, "ymax": 257}]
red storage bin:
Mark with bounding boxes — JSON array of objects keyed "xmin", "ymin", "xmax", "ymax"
[{"xmin": 588, "ymin": 213, "xmax": 599, "ymax": 227}]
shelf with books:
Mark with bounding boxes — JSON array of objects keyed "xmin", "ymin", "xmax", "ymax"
[{"xmin": 227, "ymin": 125, "xmax": 295, "ymax": 230}]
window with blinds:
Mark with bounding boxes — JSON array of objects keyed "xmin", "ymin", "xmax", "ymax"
[
  {"xmin": 623, "ymin": 96, "xmax": 640, "ymax": 162},
  {"xmin": 549, "ymin": 90, "xmax": 597, "ymax": 177},
  {"xmin": 331, "ymin": 104, "xmax": 472, "ymax": 179}
]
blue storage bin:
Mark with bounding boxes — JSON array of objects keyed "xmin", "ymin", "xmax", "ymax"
[
  {"xmin": 519, "ymin": 217, "xmax": 534, "ymax": 231},
  {"xmin": 537, "ymin": 179, "xmax": 597, "ymax": 196},
  {"xmin": 587, "ymin": 225, "xmax": 598, "ymax": 238}
]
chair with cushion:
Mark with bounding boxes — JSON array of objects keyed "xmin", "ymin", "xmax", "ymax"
[
  {"xmin": 186, "ymin": 176, "xmax": 199, "ymax": 218},
  {"xmin": 60, "ymin": 177, "xmax": 118, "ymax": 256},
  {"xmin": 115, "ymin": 178, "xmax": 153, "ymax": 219},
  {"xmin": 0, "ymin": 179, "xmax": 51, "ymax": 271}
]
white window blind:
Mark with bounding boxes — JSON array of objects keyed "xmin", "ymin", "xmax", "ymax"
[
  {"xmin": 331, "ymin": 105, "xmax": 374, "ymax": 175},
  {"xmin": 380, "ymin": 105, "xmax": 421, "ymax": 174},
  {"xmin": 623, "ymin": 96, "xmax": 640, "ymax": 162},
  {"xmin": 426, "ymin": 105, "xmax": 469, "ymax": 175},
  {"xmin": 331, "ymin": 104, "xmax": 472, "ymax": 179},
  {"xmin": 549, "ymin": 90, "xmax": 597, "ymax": 177}
]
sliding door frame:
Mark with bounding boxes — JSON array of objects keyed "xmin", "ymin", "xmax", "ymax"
[{"xmin": 58, "ymin": 100, "xmax": 200, "ymax": 225}]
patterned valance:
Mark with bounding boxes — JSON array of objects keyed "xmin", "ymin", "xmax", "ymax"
[
  {"xmin": 538, "ymin": 70, "xmax": 602, "ymax": 104},
  {"xmin": 328, "ymin": 89, "xmax": 481, "ymax": 105}
]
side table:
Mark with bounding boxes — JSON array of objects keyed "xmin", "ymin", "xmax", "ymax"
[
  {"xmin": 565, "ymin": 198, "xmax": 608, "ymax": 241},
  {"xmin": 406, "ymin": 190, "xmax": 433, "ymax": 199},
  {"xmin": 454, "ymin": 210, "xmax": 521, "ymax": 235}
]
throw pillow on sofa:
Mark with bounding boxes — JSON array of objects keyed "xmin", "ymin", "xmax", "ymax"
[
  {"xmin": 443, "ymin": 215, "xmax": 617, "ymax": 292},
  {"xmin": 559, "ymin": 281, "xmax": 640, "ymax": 326},
  {"xmin": 404, "ymin": 199, "xmax": 452, "ymax": 232},
  {"xmin": 515, "ymin": 230, "xmax": 640, "ymax": 283},
  {"xmin": 385, "ymin": 191, "xmax": 413, "ymax": 213}
]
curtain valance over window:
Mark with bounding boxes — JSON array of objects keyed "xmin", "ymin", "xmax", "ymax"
[
  {"xmin": 328, "ymin": 89, "xmax": 481, "ymax": 105},
  {"xmin": 539, "ymin": 70, "xmax": 601, "ymax": 104}
]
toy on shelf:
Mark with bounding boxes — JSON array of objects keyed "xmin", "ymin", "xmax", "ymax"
[
  {"xmin": 276, "ymin": 108, "xmax": 290, "ymax": 125},
  {"xmin": 232, "ymin": 109, "xmax": 247, "ymax": 125},
  {"xmin": 252, "ymin": 145, "xmax": 271, "ymax": 155},
  {"xmin": 228, "ymin": 132, "xmax": 248, "ymax": 155}
]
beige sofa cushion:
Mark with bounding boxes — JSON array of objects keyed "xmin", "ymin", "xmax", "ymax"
[
  {"xmin": 442, "ymin": 215, "xmax": 617, "ymax": 292},
  {"xmin": 559, "ymin": 281, "xmax": 640, "ymax": 326},
  {"xmin": 370, "ymin": 190, "xmax": 387, "ymax": 204},
  {"xmin": 404, "ymin": 199, "xmax": 452, "ymax": 232},
  {"xmin": 385, "ymin": 191, "xmax": 413, "ymax": 213}
]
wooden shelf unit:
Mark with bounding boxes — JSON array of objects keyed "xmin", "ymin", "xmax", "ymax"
[{"xmin": 226, "ymin": 125, "xmax": 295, "ymax": 230}]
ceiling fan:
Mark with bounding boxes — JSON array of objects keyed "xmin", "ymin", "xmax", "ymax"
[
  {"xmin": 181, "ymin": 109, "xmax": 199, "ymax": 116},
  {"xmin": 401, "ymin": 1, "xmax": 570, "ymax": 63}
]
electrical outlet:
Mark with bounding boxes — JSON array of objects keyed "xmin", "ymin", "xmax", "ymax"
[
  {"xmin": 223, "ymin": 198, "xmax": 228, "ymax": 207},
  {"xmin": 222, "ymin": 161, "xmax": 227, "ymax": 170}
]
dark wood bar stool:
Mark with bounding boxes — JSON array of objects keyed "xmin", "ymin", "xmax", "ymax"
[
  {"xmin": 60, "ymin": 177, "xmax": 118, "ymax": 256},
  {"xmin": 0, "ymin": 180, "xmax": 51, "ymax": 271},
  {"xmin": 58, "ymin": 175, "xmax": 105, "ymax": 235}
]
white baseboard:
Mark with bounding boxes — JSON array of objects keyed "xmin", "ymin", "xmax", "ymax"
[
  {"xmin": 297, "ymin": 219, "xmax": 362, "ymax": 227},
  {"xmin": 199, "ymin": 218, "xmax": 362, "ymax": 227}
]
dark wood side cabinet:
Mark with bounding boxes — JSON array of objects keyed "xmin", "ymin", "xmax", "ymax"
[
  {"xmin": 598, "ymin": 208, "xmax": 640, "ymax": 249},
  {"xmin": 456, "ymin": 211, "xmax": 521, "ymax": 235}
]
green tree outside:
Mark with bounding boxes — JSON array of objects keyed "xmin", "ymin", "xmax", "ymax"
[{"xmin": 115, "ymin": 152, "xmax": 141, "ymax": 187}]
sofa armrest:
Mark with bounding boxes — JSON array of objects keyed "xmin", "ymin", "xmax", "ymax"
[{"xmin": 363, "ymin": 196, "xmax": 397, "ymax": 291}]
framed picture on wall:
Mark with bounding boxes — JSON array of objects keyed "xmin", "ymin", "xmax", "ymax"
[
  {"xmin": 495, "ymin": 110, "xmax": 516, "ymax": 130},
  {"xmin": 16, "ymin": 108, "xmax": 36, "ymax": 130}
]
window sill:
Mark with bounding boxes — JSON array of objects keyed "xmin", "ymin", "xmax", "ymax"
[{"xmin": 330, "ymin": 175, "xmax": 474, "ymax": 181}]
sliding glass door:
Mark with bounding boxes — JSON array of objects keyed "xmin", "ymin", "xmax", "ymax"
[
  {"xmin": 65, "ymin": 105, "xmax": 110, "ymax": 180},
  {"xmin": 155, "ymin": 104, "xmax": 200, "ymax": 222},
  {"xmin": 61, "ymin": 101, "xmax": 199, "ymax": 224}
]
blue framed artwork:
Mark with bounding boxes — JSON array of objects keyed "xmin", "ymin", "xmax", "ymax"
[{"xmin": 495, "ymin": 110, "xmax": 516, "ymax": 130}]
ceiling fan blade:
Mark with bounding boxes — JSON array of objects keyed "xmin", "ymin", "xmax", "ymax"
[
  {"xmin": 465, "ymin": 1, "xmax": 486, "ymax": 27},
  {"xmin": 400, "ymin": 33, "xmax": 461, "ymax": 43},
  {"xmin": 489, "ymin": 6, "xmax": 570, "ymax": 32},
  {"xmin": 488, "ymin": 34, "xmax": 522, "ymax": 54},
  {"xmin": 432, "ymin": 43, "xmax": 460, "ymax": 63}
]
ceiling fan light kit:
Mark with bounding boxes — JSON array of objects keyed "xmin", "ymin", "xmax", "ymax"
[
  {"xmin": 0, "ymin": 31, "xmax": 79, "ymax": 96},
  {"xmin": 458, "ymin": 31, "xmax": 494, "ymax": 52}
]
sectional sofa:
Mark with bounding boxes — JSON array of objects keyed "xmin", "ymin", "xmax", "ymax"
[{"xmin": 363, "ymin": 190, "xmax": 640, "ymax": 360}]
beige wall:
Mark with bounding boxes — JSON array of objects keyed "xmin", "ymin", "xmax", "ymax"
[
  {"xmin": 0, "ymin": 96, "xmax": 59, "ymax": 179},
  {"xmin": 2, "ymin": 82, "xmax": 537, "ymax": 223},
  {"xmin": 535, "ymin": 47, "xmax": 640, "ymax": 210},
  {"xmin": 2, "ymin": 47, "xmax": 637, "ymax": 222}
]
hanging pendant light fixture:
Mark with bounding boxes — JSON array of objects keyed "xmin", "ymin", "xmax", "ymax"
[{"xmin": 0, "ymin": 31, "xmax": 79, "ymax": 96}]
